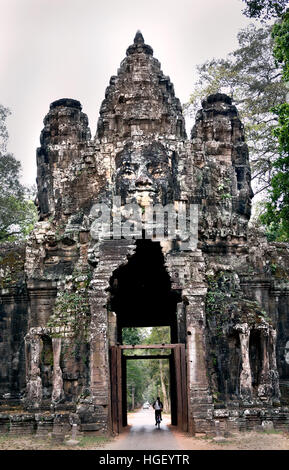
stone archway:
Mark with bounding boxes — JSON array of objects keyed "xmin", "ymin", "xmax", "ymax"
[
  {"xmin": 108, "ymin": 239, "xmax": 181, "ymax": 341},
  {"xmin": 86, "ymin": 238, "xmax": 212, "ymax": 435},
  {"xmin": 107, "ymin": 239, "xmax": 183, "ymax": 431}
]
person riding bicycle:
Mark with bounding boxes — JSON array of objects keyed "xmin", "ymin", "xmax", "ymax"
[{"xmin": 152, "ymin": 396, "xmax": 163, "ymax": 425}]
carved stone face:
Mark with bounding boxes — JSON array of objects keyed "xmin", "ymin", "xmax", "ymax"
[
  {"xmin": 115, "ymin": 142, "xmax": 174, "ymax": 206},
  {"xmin": 285, "ymin": 341, "xmax": 289, "ymax": 365}
]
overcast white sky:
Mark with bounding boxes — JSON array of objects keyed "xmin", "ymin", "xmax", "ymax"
[{"xmin": 0, "ymin": 0, "xmax": 256, "ymax": 186}]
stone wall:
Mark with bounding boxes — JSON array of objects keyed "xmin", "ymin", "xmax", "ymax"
[{"xmin": 0, "ymin": 242, "xmax": 28, "ymax": 400}]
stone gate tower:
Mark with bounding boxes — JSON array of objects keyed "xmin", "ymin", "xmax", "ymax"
[{"xmin": 1, "ymin": 32, "xmax": 289, "ymax": 436}]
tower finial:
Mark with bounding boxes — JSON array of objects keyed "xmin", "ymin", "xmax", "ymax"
[
  {"xmin": 134, "ymin": 30, "xmax": 144, "ymax": 45},
  {"xmin": 126, "ymin": 31, "xmax": 153, "ymax": 56}
]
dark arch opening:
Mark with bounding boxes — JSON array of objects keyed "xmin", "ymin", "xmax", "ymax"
[
  {"xmin": 40, "ymin": 335, "xmax": 53, "ymax": 400},
  {"xmin": 108, "ymin": 239, "xmax": 181, "ymax": 342},
  {"xmin": 228, "ymin": 331, "xmax": 241, "ymax": 398},
  {"xmin": 108, "ymin": 239, "xmax": 183, "ymax": 429},
  {"xmin": 249, "ymin": 330, "xmax": 263, "ymax": 393}
]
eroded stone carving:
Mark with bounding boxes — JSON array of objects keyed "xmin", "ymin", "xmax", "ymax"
[{"xmin": 0, "ymin": 31, "xmax": 289, "ymax": 436}]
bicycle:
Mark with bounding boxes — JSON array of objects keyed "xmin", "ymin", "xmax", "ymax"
[{"xmin": 156, "ymin": 412, "xmax": 161, "ymax": 429}]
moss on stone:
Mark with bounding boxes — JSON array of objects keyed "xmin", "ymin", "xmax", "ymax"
[
  {"xmin": 0, "ymin": 244, "xmax": 25, "ymax": 289},
  {"xmin": 206, "ymin": 270, "xmax": 271, "ymax": 328}
]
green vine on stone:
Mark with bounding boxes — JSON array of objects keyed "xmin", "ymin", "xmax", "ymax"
[
  {"xmin": 47, "ymin": 270, "xmax": 92, "ymax": 342},
  {"xmin": 206, "ymin": 271, "xmax": 236, "ymax": 319}
]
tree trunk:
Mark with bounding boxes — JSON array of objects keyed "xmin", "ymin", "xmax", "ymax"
[
  {"xmin": 159, "ymin": 360, "xmax": 169, "ymax": 412},
  {"xmin": 131, "ymin": 385, "xmax": 135, "ymax": 410}
]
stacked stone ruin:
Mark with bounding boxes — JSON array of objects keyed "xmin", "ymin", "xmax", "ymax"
[{"xmin": 1, "ymin": 32, "xmax": 289, "ymax": 437}]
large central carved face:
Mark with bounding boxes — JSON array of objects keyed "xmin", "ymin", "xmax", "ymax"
[{"xmin": 115, "ymin": 142, "xmax": 174, "ymax": 206}]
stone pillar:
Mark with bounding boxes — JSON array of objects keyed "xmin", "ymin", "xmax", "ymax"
[
  {"xmin": 78, "ymin": 240, "xmax": 136, "ymax": 434},
  {"xmin": 269, "ymin": 329, "xmax": 281, "ymax": 402},
  {"xmin": 108, "ymin": 311, "xmax": 117, "ymax": 346},
  {"xmin": 52, "ymin": 337, "xmax": 64, "ymax": 403},
  {"xmin": 177, "ymin": 302, "xmax": 186, "ymax": 344},
  {"xmin": 186, "ymin": 297, "xmax": 213, "ymax": 434},
  {"xmin": 77, "ymin": 280, "xmax": 110, "ymax": 433},
  {"xmin": 89, "ymin": 289, "xmax": 110, "ymax": 403},
  {"xmin": 258, "ymin": 329, "xmax": 271, "ymax": 399},
  {"xmin": 238, "ymin": 325, "xmax": 252, "ymax": 400},
  {"xmin": 186, "ymin": 303, "xmax": 208, "ymax": 385},
  {"xmin": 165, "ymin": 249, "xmax": 213, "ymax": 434},
  {"xmin": 25, "ymin": 331, "xmax": 42, "ymax": 408}
]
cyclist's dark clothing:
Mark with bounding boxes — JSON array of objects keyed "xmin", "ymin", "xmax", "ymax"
[
  {"xmin": 155, "ymin": 409, "xmax": 162, "ymax": 423},
  {"xmin": 153, "ymin": 400, "xmax": 163, "ymax": 424}
]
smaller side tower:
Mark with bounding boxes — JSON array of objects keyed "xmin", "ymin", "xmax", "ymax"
[
  {"xmin": 36, "ymin": 99, "xmax": 91, "ymax": 220},
  {"xmin": 191, "ymin": 93, "xmax": 253, "ymax": 246}
]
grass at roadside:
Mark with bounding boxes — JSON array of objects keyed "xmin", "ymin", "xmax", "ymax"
[
  {"xmin": 76, "ymin": 435, "xmax": 110, "ymax": 448},
  {"xmin": 0, "ymin": 432, "xmax": 111, "ymax": 450},
  {"xmin": 196, "ymin": 430, "xmax": 289, "ymax": 450}
]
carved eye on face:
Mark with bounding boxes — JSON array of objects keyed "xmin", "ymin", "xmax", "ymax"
[
  {"xmin": 147, "ymin": 164, "xmax": 167, "ymax": 178},
  {"xmin": 152, "ymin": 168, "xmax": 164, "ymax": 177},
  {"xmin": 119, "ymin": 163, "xmax": 138, "ymax": 178},
  {"xmin": 123, "ymin": 167, "xmax": 134, "ymax": 176}
]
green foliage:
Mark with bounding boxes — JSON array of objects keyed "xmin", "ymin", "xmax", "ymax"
[
  {"xmin": 143, "ymin": 326, "xmax": 171, "ymax": 355},
  {"xmin": 0, "ymin": 105, "xmax": 10, "ymax": 153},
  {"xmin": 260, "ymin": 11, "xmax": 289, "ymax": 239},
  {"xmin": 122, "ymin": 327, "xmax": 147, "ymax": 345},
  {"xmin": 126, "ymin": 357, "xmax": 170, "ymax": 411},
  {"xmin": 126, "ymin": 359, "xmax": 151, "ymax": 410},
  {"xmin": 206, "ymin": 271, "xmax": 272, "ymax": 333},
  {"xmin": 272, "ymin": 12, "xmax": 289, "ymax": 80},
  {"xmin": 187, "ymin": 15, "xmax": 289, "ymax": 240},
  {"xmin": 206, "ymin": 272, "xmax": 236, "ymax": 321},
  {"xmin": 0, "ymin": 249, "xmax": 25, "ymax": 288},
  {"xmin": 47, "ymin": 271, "xmax": 91, "ymax": 341},
  {"xmin": 75, "ymin": 435, "xmax": 110, "ymax": 448},
  {"xmin": 186, "ymin": 24, "xmax": 287, "ymax": 196},
  {"xmin": 242, "ymin": 0, "xmax": 288, "ymax": 20},
  {"xmin": 0, "ymin": 190, "xmax": 38, "ymax": 242},
  {"xmin": 49, "ymin": 291, "xmax": 90, "ymax": 332},
  {"xmin": 265, "ymin": 222, "xmax": 289, "ymax": 241},
  {"xmin": 123, "ymin": 327, "xmax": 171, "ymax": 412},
  {"xmin": 0, "ymin": 105, "xmax": 37, "ymax": 242}
]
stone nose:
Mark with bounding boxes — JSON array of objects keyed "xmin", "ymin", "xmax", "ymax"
[{"xmin": 135, "ymin": 173, "xmax": 153, "ymax": 187}]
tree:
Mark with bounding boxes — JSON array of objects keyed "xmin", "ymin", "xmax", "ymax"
[
  {"xmin": 272, "ymin": 9, "xmax": 289, "ymax": 81},
  {"xmin": 123, "ymin": 327, "xmax": 150, "ymax": 410},
  {"xmin": 0, "ymin": 105, "xmax": 37, "ymax": 242},
  {"xmin": 260, "ymin": 10, "xmax": 289, "ymax": 238},
  {"xmin": 242, "ymin": 0, "xmax": 289, "ymax": 20},
  {"xmin": 122, "ymin": 327, "xmax": 171, "ymax": 412},
  {"xmin": 144, "ymin": 327, "xmax": 171, "ymax": 412},
  {"xmin": 126, "ymin": 359, "xmax": 150, "ymax": 410},
  {"xmin": 186, "ymin": 24, "xmax": 287, "ymax": 196},
  {"xmin": 0, "ymin": 105, "xmax": 10, "ymax": 153},
  {"xmin": 122, "ymin": 327, "xmax": 147, "ymax": 345}
]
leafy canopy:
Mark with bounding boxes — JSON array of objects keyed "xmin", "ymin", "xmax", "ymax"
[
  {"xmin": 186, "ymin": 24, "xmax": 287, "ymax": 196},
  {"xmin": 123, "ymin": 327, "xmax": 171, "ymax": 411},
  {"xmin": 242, "ymin": 0, "xmax": 289, "ymax": 20},
  {"xmin": 0, "ymin": 104, "xmax": 37, "ymax": 242},
  {"xmin": 260, "ymin": 10, "xmax": 289, "ymax": 239}
]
